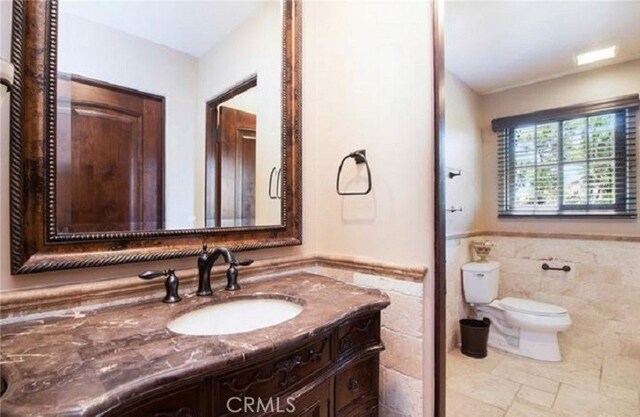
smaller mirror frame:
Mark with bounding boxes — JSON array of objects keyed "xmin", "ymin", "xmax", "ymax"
[{"xmin": 9, "ymin": 0, "xmax": 302, "ymax": 274}]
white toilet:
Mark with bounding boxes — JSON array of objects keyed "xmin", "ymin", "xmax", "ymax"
[{"xmin": 462, "ymin": 261, "xmax": 571, "ymax": 362}]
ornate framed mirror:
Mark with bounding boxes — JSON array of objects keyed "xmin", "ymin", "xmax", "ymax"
[{"xmin": 9, "ymin": 0, "xmax": 301, "ymax": 274}]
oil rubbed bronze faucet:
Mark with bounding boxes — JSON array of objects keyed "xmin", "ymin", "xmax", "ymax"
[
  {"xmin": 138, "ymin": 269, "xmax": 182, "ymax": 303},
  {"xmin": 197, "ymin": 245, "xmax": 254, "ymax": 295}
]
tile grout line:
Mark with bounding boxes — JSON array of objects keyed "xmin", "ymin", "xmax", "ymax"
[
  {"xmin": 502, "ymin": 381, "xmax": 523, "ymax": 417},
  {"xmin": 597, "ymin": 354, "xmax": 604, "ymax": 395},
  {"xmin": 550, "ymin": 382, "xmax": 562, "ymax": 411}
]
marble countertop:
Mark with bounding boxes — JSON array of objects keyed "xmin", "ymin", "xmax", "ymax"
[{"xmin": 0, "ymin": 273, "xmax": 389, "ymax": 417}]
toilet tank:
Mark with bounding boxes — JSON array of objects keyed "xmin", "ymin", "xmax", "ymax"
[{"xmin": 462, "ymin": 261, "xmax": 500, "ymax": 304}]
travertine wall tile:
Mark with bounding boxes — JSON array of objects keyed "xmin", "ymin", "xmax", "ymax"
[
  {"xmin": 316, "ymin": 266, "xmax": 424, "ymax": 416},
  {"xmin": 379, "ymin": 404, "xmax": 408, "ymax": 417},
  {"xmin": 381, "ymin": 328, "xmax": 423, "ymax": 379},
  {"xmin": 313, "ymin": 266, "xmax": 355, "ymax": 283},
  {"xmin": 353, "ymin": 273, "xmax": 423, "ymax": 297},
  {"xmin": 446, "ymin": 235, "xmax": 640, "ymax": 359},
  {"xmin": 383, "ymin": 291, "xmax": 423, "ymax": 337},
  {"xmin": 619, "ymin": 335, "xmax": 640, "ymax": 358},
  {"xmin": 381, "ymin": 367, "xmax": 423, "ymax": 417}
]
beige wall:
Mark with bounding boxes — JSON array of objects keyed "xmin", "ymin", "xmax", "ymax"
[
  {"xmin": 443, "ymin": 71, "xmax": 484, "ymax": 350},
  {"xmin": 309, "ymin": 1, "xmax": 433, "ymax": 267},
  {"xmin": 480, "ymin": 59, "xmax": 640, "ymax": 236},
  {"xmin": 445, "ymin": 71, "xmax": 484, "ymax": 235},
  {"xmin": 305, "ymin": 4, "xmax": 436, "ymax": 411}
]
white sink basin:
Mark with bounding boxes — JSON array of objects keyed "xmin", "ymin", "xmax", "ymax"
[{"xmin": 167, "ymin": 298, "xmax": 303, "ymax": 336}]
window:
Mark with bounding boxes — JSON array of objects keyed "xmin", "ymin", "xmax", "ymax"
[{"xmin": 492, "ymin": 95, "xmax": 638, "ymax": 217}]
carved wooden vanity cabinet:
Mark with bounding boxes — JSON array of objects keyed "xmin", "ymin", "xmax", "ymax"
[{"xmin": 112, "ymin": 313, "xmax": 382, "ymax": 417}]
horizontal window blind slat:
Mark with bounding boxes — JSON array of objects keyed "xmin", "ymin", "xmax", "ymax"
[{"xmin": 496, "ymin": 103, "xmax": 636, "ymax": 217}]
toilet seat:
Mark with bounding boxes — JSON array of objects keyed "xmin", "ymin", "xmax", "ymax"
[{"xmin": 499, "ymin": 297, "xmax": 567, "ymax": 317}]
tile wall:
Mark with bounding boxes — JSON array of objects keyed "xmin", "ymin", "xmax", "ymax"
[{"xmin": 446, "ymin": 234, "xmax": 640, "ymax": 358}]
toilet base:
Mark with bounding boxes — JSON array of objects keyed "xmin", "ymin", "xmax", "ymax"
[
  {"xmin": 518, "ymin": 329, "xmax": 562, "ymax": 361},
  {"xmin": 475, "ymin": 305, "xmax": 565, "ymax": 362},
  {"xmin": 486, "ymin": 326, "xmax": 562, "ymax": 362}
]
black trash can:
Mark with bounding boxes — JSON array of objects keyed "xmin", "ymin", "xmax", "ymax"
[{"xmin": 459, "ymin": 318, "xmax": 490, "ymax": 359}]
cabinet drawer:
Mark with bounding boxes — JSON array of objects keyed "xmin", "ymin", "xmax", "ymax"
[
  {"xmin": 337, "ymin": 314, "xmax": 380, "ymax": 359},
  {"xmin": 335, "ymin": 356, "xmax": 378, "ymax": 413},
  {"xmin": 215, "ymin": 335, "xmax": 332, "ymax": 416},
  {"xmin": 339, "ymin": 405, "xmax": 379, "ymax": 417},
  {"xmin": 117, "ymin": 382, "xmax": 209, "ymax": 417},
  {"xmin": 287, "ymin": 380, "xmax": 332, "ymax": 417}
]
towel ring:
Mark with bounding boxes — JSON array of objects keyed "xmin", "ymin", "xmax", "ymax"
[{"xmin": 336, "ymin": 150, "xmax": 372, "ymax": 196}]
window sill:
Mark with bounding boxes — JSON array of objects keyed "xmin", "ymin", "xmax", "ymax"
[{"xmin": 498, "ymin": 213, "xmax": 637, "ymax": 219}]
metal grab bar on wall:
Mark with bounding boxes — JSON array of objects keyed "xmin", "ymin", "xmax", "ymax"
[
  {"xmin": 542, "ymin": 263, "xmax": 571, "ymax": 272},
  {"xmin": 336, "ymin": 149, "xmax": 372, "ymax": 196}
]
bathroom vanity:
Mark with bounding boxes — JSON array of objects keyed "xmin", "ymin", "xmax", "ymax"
[{"xmin": 0, "ymin": 274, "xmax": 389, "ymax": 417}]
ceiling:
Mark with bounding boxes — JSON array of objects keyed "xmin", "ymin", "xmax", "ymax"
[
  {"xmin": 60, "ymin": 0, "xmax": 270, "ymax": 58},
  {"xmin": 445, "ymin": 0, "xmax": 640, "ymax": 94}
]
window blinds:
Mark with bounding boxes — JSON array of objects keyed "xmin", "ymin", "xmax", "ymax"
[{"xmin": 493, "ymin": 95, "xmax": 638, "ymax": 217}]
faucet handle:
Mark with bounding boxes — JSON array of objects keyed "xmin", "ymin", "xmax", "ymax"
[
  {"xmin": 138, "ymin": 269, "xmax": 181, "ymax": 303},
  {"xmin": 139, "ymin": 270, "xmax": 168, "ymax": 280},
  {"xmin": 225, "ymin": 259, "xmax": 254, "ymax": 291},
  {"xmin": 234, "ymin": 259, "xmax": 254, "ymax": 267},
  {"xmin": 201, "ymin": 243, "xmax": 208, "ymax": 253}
]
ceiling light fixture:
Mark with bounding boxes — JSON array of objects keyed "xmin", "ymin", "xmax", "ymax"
[{"xmin": 576, "ymin": 46, "xmax": 617, "ymax": 66}]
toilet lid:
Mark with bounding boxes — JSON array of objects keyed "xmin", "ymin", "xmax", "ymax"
[{"xmin": 499, "ymin": 297, "xmax": 567, "ymax": 317}]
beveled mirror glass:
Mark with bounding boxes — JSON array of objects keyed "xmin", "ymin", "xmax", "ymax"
[{"xmin": 9, "ymin": 0, "xmax": 301, "ymax": 273}]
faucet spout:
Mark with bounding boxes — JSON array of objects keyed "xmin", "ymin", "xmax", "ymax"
[{"xmin": 197, "ymin": 245, "xmax": 250, "ymax": 295}]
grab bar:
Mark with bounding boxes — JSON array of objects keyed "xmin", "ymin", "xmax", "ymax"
[{"xmin": 542, "ymin": 263, "xmax": 571, "ymax": 272}]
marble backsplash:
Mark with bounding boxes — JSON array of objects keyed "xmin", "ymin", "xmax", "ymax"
[{"xmin": 446, "ymin": 234, "xmax": 640, "ymax": 359}]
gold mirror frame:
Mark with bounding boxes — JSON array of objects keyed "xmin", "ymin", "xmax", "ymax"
[{"xmin": 9, "ymin": 0, "xmax": 302, "ymax": 274}]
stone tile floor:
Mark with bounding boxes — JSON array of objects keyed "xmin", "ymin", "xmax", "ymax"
[{"xmin": 446, "ymin": 347, "xmax": 640, "ymax": 417}]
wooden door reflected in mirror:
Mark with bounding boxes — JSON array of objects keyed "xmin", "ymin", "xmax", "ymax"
[{"xmin": 56, "ymin": 74, "xmax": 165, "ymax": 233}]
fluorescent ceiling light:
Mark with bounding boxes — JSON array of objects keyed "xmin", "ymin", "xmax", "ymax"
[{"xmin": 576, "ymin": 46, "xmax": 617, "ymax": 66}]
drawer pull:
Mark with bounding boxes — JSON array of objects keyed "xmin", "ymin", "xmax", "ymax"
[{"xmin": 348, "ymin": 377, "xmax": 360, "ymax": 391}]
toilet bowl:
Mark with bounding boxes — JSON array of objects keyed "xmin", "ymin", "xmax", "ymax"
[
  {"xmin": 462, "ymin": 262, "xmax": 571, "ymax": 362},
  {"xmin": 475, "ymin": 297, "xmax": 571, "ymax": 361}
]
